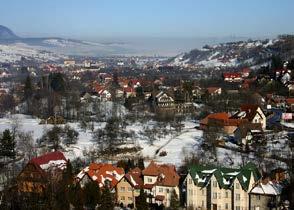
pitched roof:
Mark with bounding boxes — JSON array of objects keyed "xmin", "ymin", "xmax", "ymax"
[
  {"xmin": 124, "ymin": 167, "xmax": 143, "ymax": 189},
  {"xmin": 285, "ymin": 98, "xmax": 294, "ymax": 105},
  {"xmin": 77, "ymin": 163, "xmax": 124, "ymax": 189},
  {"xmin": 250, "ymin": 180, "xmax": 282, "ymax": 195},
  {"xmin": 142, "ymin": 161, "xmax": 179, "ymax": 187},
  {"xmin": 188, "ymin": 162, "xmax": 261, "ymax": 191},
  {"xmin": 231, "ymin": 104, "xmax": 263, "ymax": 122},
  {"xmin": 29, "ymin": 151, "xmax": 67, "ymax": 171},
  {"xmin": 207, "ymin": 87, "xmax": 221, "ymax": 94},
  {"xmin": 200, "ymin": 112, "xmax": 229, "ymax": 126}
]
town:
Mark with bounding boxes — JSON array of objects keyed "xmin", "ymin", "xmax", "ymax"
[{"xmin": 0, "ymin": 1, "xmax": 294, "ymax": 209}]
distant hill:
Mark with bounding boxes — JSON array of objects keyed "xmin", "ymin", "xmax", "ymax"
[
  {"xmin": 0, "ymin": 25, "xmax": 134, "ymax": 60},
  {"xmin": 0, "ymin": 25, "xmax": 19, "ymax": 40},
  {"xmin": 168, "ymin": 35, "xmax": 294, "ymax": 69}
]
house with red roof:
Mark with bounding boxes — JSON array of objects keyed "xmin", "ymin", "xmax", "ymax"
[
  {"xmin": 223, "ymin": 73, "xmax": 242, "ymax": 82},
  {"xmin": 142, "ymin": 161, "xmax": 180, "ymax": 207},
  {"xmin": 200, "ymin": 112, "xmax": 247, "ymax": 134},
  {"xmin": 16, "ymin": 151, "xmax": 67, "ymax": 197},
  {"xmin": 76, "ymin": 163, "xmax": 124, "ymax": 189},
  {"xmin": 116, "ymin": 167, "xmax": 143, "ymax": 208},
  {"xmin": 206, "ymin": 87, "xmax": 222, "ymax": 96},
  {"xmin": 230, "ymin": 105, "xmax": 266, "ymax": 130}
]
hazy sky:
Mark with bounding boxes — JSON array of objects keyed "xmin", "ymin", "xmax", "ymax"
[{"xmin": 1, "ymin": 0, "xmax": 294, "ymax": 40}]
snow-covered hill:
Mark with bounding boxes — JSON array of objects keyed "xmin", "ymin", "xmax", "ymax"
[
  {"xmin": 0, "ymin": 43, "xmax": 67, "ymax": 63},
  {"xmin": 168, "ymin": 38, "xmax": 282, "ymax": 68}
]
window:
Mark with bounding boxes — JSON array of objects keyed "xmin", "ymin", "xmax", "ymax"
[
  {"xmin": 202, "ymin": 189, "xmax": 205, "ymax": 195},
  {"xmin": 235, "ymin": 194, "xmax": 240, "ymax": 201},
  {"xmin": 236, "ymin": 183, "xmax": 240, "ymax": 189},
  {"xmin": 128, "ymin": 187, "xmax": 132, "ymax": 192},
  {"xmin": 225, "ymin": 191, "xmax": 229, "ymax": 198},
  {"xmin": 218, "ymin": 205, "xmax": 221, "ymax": 210},
  {"xmin": 166, "ymin": 189, "xmax": 169, "ymax": 193},
  {"xmin": 189, "ymin": 189, "xmax": 193, "ymax": 196},
  {"xmin": 189, "ymin": 178, "xmax": 192, "ymax": 184},
  {"xmin": 148, "ymin": 178, "xmax": 152, "ymax": 183},
  {"xmin": 202, "ymin": 200, "xmax": 204, "ymax": 207},
  {"xmin": 159, "ymin": 188, "xmax": 163, "ymax": 192},
  {"xmin": 121, "ymin": 196, "xmax": 125, "ymax": 200},
  {"xmin": 213, "ymin": 181, "xmax": 218, "ymax": 187},
  {"xmin": 236, "ymin": 206, "xmax": 240, "ymax": 210},
  {"xmin": 128, "ymin": 197, "xmax": 133, "ymax": 201},
  {"xmin": 120, "ymin": 187, "xmax": 125, "ymax": 192},
  {"xmin": 213, "ymin": 192, "xmax": 217, "ymax": 199},
  {"xmin": 218, "ymin": 193, "xmax": 221, "ymax": 199},
  {"xmin": 225, "ymin": 203, "xmax": 229, "ymax": 210}
]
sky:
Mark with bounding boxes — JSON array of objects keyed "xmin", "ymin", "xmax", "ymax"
[{"xmin": 1, "ymin": 0, "xmax": 294, "ymax": 40}]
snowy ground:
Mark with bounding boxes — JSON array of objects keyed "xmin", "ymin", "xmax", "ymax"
[{"xmin": 0, "ymin": 114, "xmax": 203, "ymax": 166}]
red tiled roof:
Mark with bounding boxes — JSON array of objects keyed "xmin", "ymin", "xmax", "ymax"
[
  {"xmin": 207, "ymin": 87, "xmax": 221, "ymax": 94},
  {"xmin": 200, "ymin": 112, "xmax": 230, "ymax": 126},
  {"xmin": 125, "ymin": 168, "xmax": 143, "ymax": 189},
  {"xmin": 142, "ymin": 161, "xmax": 179, "ymax": 187},
  {"xmin": 286, "ymin": 98, "xmax": 294, "ymax": 105},
  {"xmin": 223, "ymin": 73, "xmax": 242, "ymax": 78},
  {"xmin": 30, "ymin": 151, "xmax": 67, "ymax": 167},
  {"xmin": 78, "ymin": 163, "xmax": 124, "ymax": 189}
]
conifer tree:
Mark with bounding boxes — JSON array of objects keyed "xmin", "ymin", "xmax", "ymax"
[
  {"xmin": 136, "ymin": 189, "xmax": 149, "ymax": 210},
  {"xmin": 99, "ymin": 187, "xmax": 114, "ymax": 210},
  {"xmin": 169, "ymin": 189, "xmax": 180, "ymax": 210},
  {"xmin": 0, "ymin": 129, "xmax": 16, "ymax": 159},
  {"xmin": 84, "ymin": 181, "xmax": 101, "ymax": 210}
]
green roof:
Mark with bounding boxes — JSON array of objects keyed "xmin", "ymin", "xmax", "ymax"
[{"xmin": 188, "ymin": 162, "xmax": 261, "ymax": 191}]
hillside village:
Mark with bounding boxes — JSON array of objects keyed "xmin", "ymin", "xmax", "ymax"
[{"xmin": 0, "ymin": 36, "xmax": 293, "ymax": 210}]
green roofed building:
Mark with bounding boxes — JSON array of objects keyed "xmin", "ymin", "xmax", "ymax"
[{"xmin": 184, "ymin": 162, "xmax": 261, "ymax": 210}]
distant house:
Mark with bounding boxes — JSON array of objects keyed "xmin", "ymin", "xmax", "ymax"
[
  {"xmin": 230, "ymin": 105, "xmax": 266, "ymax": 130},
  {"xmin": 64, "ymin": 60, "xmax": 76, "ymax": 66},
  {"xmin": 223, "ymin": 73, "xmax": 243, "ymax": 82},
  {"xmin": 285, "ymin": 98, "xmax": 294, "ymax": 112},
  {"xmin": 206, "ymin": 87, "xmax": 222, "ymax": 96},
  {"xmin": 200, "ymin": 112, "xmax": 247, "ymax": 135},
  {"xmin": 249, "ymin": 179, "xmax": 282, "ymax": 210},
  {"xmin": 116, "ymin": 167, "xmax": 143, "ymax": 208},
  {"xmin": 155, "ymin": 91, "xmax": 175, "ymax": 110},
  {"xmin": 142, "ymin": 161, "xmax": 180, "ymax": 207},
  {"xmin": 234, "ymin": 122, "xmax": 263, "ymax": 145},
  {"xmin": 16, "ymin": 151, "xmax": 67, "ymax": 201},
  {"xmin": 241, "ymin": 68, "xmax": 251, "ymax": 78}
]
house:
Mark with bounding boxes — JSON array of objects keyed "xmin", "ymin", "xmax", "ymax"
[
  {"xmin": 155, "ymin": 91, "xmax": 175, "ymax": 110},
  {"xmin": 116, "ymin": 167, "xmax": 143, "ymax": 208},
  {"xmin": 241, "ymin": 68, "xmax": 251, "ymax": 78},
  {"xmin": 200, "ymin": 112, "xmax": 247, "ymax": 135},
  {"xmin": 142, "ymin": 161, "xmax": 180, "ymax": 207},
  {"xmin": 64, "ymin": 60, "xmax": 76, "ymax": 66},
  {"xmin": 206, "ymin": 87, "xmax": 222, "ymax": 96},
  {"xmin": 285, "ymin": 98, "xmax": 294, "ymax": 112},
  {"xmin": 249, "ymin": 179, "xmax": 282, "ymax": 210},
  {"xmin": 223, "ymin": 73, "xmax": 243, "ymax": 82},
  {"xmin": 76, "ymin": 163, "xmax": 124, "ymax": 189},
  {"xmin": 230, "ymin": 105, "xmax": 266, "ymax": 130},
  {"xmin": 234, "ymin": 122, "xmax": 263, "ymax": 145},
  {"xmin": 185, "ymin": 163, "xmax": 261, "ymax": 210},
  {"xmin": 16, "ymin": 151, "xmax": 67, "ymax": 200}
]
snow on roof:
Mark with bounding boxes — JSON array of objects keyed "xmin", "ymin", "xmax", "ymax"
[
  {"xmin": 129, "ymin": 175, "xmax": 137, "ymax": 186},
  {"xmin": 251, "ymin": 181, "xmax": 281, "ymax": 195},
  {"xmin": 202, "ymin": 169, "xmax": 217, "ymax": 174},
  {"xmin": 39, "ymin": 159, "xmax": 67, "ymax": 170},
  {"xmin": 226, "ymin": 171, "xmax": 240, "ymax": 176}
]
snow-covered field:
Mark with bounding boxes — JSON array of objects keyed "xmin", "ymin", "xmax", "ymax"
[{"xmin": 0, "ymin": 114, "xmax": 203, "ymax": 166}]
